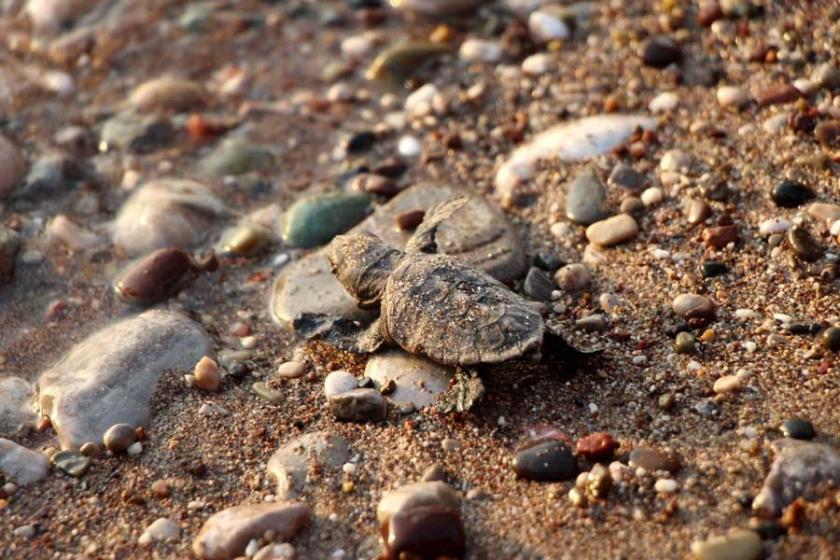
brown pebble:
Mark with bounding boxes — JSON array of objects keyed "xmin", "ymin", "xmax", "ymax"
[
  {"xmin": 576, "ymin": 432, "xmax": 620, "ymax": 461},
  {"xmin": 685, "ymin": 198, "xmax": 711, "ymax": 224},
  {"xmin": 673, "ymin": 293, "xmax": 715, "ymax": 320},
  {"xmin": 628, "ymin": 448, "xmax": 680, "ymax": 473},
  {"xmin": 395, "ymin": 209, "xmax": 426, "ymax": 231},
  {"xmin": 103, "ymin": 423, "xmax": 138, "ymax": 453},
  {"xmin": 184, "ymin": 459, "xmax": 207, "ymax": 477},
  {"xmin": 151, "ymin": 479, "xmax": 170, "ymax": 498},
  {"xmin": 756, "ymin": 84, "xmax": 801, "ymax": 107},
  {"xmin": 703, "ymin": 225, "xmax": 738, "ymax": 248},
  {"xmin": 815, "ymin": 121, "xmax": 840, "ymax": 146},
  {"xmin": 352, "ymin": 173, "xmax": 400, "ymax": 197},
  {"xmin": 79, "ymin": 442, "xmax": 101, "ymax": 457},
  {"xmin": 194, "ymin": 356, "xmax": 221, "ymax": 392}
]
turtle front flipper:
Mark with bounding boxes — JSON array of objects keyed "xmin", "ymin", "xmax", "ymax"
[
  {"xmin": 293, "ymin": 313, "xmax": 388, "ymax": 354},
  {"xmin": 327, "ymin": 233, "xmax": 404, "ymax": 309}
]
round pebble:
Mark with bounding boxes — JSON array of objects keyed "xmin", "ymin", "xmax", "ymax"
[
  {"xmin": 103, "ymin": 423, "xmax": 139, "ymax": 454},
  {"xmin": 513, "ymin": 441, "xmax": 578, "ymax": 482},
  {"xmin": 780, "ymin": 418, "xmax": 815, "ymax": 440},
  {"xmin": 276, "ymin": 361, "xmax": 306, "ymax": 379},
  {"xmin": 194, "ymin": 356, "xmax": 221, "ymax": 392},
  {"xmin": 672, "ymin": 294, "xmax": 715, "ymax": 320},
  {"xmin": 324, "ymin": 370, "xmax": 358, "ymax": 398},
  {"xmin": 554, "ymin": 263, "xmax": 591, "ymax": 292}
]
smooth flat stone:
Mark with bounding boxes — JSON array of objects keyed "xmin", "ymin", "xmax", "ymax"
[
  {"xmin": 0, "ymin": 133, "xmax": 27, "ymax": 199},
  {"xmin": 513, "ymin": 441, "xmax": 578, "ymax": 482},
  {"xmin": 672, "ymin": 293, "xmax": 715, "ymax": 320},
  {"xmin": 37, "ymin": 310, "xmax": 210, "ymax": 448},
  {"xmin": 52, "ymin": 449, "xmax": 90, "ymax": 477},
  {"xmin": 585, "ymin": 214, "xmax": 639, "ymax": 247},
  {"xmin": 807, "ymin": 203, "xmax": 840, "ymax": 224},
  {"xmin": 753, "ymin": 439, "xmax": 840, "ymax": 517},
  {"xmin": 0, "ymin": 438, "xmax": 49, "ymax": 485},
  {"xmin": 129, "ymin": 75, "xmax": 206, "ymax": 112},
  {"xmin": 495, "ymin": 115, "xmax": 656, "ymax": 198},
  {"xmin": 522, "ymin": 266, "xmax": 555, "ymax": 301},
  {"xmin": 0, "ymin": 377, "xmax": 37, "ymax": 436},
  {"xmin": 364, "ymin": 349, "xmax": 454, "ymax": 409},
  {"xmin": 280, "ymin": 192, "xmax": 372, "ymax": 249},
  {"xmin": 267, "ymin": 432, "xmax": 351, "ymax": 498},
  {"xmin": 113, "ymin": 178, "xmax": 227, "ymax": 256},
  {"xmin": 771, "ymin": 181, "xmax": 814, "ymax": 208},
  {"xmin": 628, "ymin": 448, "xmax": 680, "ymax": 473},
  {"xmin": 329, "ymin": 388, "xmax": 387, "ymax": 422},
  {"xmin": 565, "ymin": 166, "xmax": 607, "ymax": 226},
  {"xmin": 192, "ymin": 502, "xmax": 310, "ymax": 560}
]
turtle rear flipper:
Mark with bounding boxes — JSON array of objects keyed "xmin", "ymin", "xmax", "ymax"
[{"xmin": 293, "ymin": 313, "xmax": 387, "ymax": 354}]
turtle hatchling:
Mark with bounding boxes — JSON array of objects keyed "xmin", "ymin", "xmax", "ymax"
[{"xmin": 296, "ymin": 231, "xmax": 586, "ymax": 367}]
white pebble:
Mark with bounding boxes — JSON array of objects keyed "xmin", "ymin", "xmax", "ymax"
[
  {"xmin": 649, "ymin": 91, "xmax": 679, "ymax": 113},
  {"xmin": 405, "ymin": 83, "xmax": 438, "ymax": 118},
  {"xmin": 14, "ymin": 525, "xmax": 35, "ymax": 539},
  {"xmin": 830, "ymin": 219, "xmax": 840, "ymax": 236},
  {"xmin": 641, "ymin": 187, "xmax": 664, "ymax": 207},
  {"xmin": 759, "ymin": 218, "xmax": 792, "ymax": 235},
  {"xmin": 41, "ymin": 71, "xmax": 74, "ymax": 96},
  {"xmin": 652, "ymin": 248, "xmax": 671, "ymax": 259},
  {"xmin": 716, "ymin": 85, "xmax": 748, "ymax": 108},
  {"xmin": 245, "ymin": 539, "xmax": 261, "ymax": 557},
  {"xmin": 459, "ymin": 38, "xmax": 503, "ymax": 63},
  {"xmin": 654, "ymin": 479, "xmax": 679, "ymax": 493},
  {"xmin": 342, "ymin": 462, "xmax": 356, "ymax": 475},
  {"xmin": 126, "ymin": 442, "xmax": 143, "ymax": 456},
  {"xmin": 762, "ymin": 113, "xmax": 790, "ymax": 133},
  {"xmin": 397, "ymin": 135, "xmax": 422, "ymax": 157},
  {"xmin": 324, "ymin": 370, "xmax": 357, "ymax": 398},
  {"xmin": 521, "ymin": 53, "xmax": 551, "ymax": 76},
  {"xmin": 632, "ymin": 355, "xmax": 648, "ymax": 366},
  {"xmin": 713, "ymin": 375, "xmax": 742, "ymax": 394},
  {"xmin": 341, "ymin": 35, "xmax": 373, "ymax": 59},
  {"xmin": 138, "ymin": 518, "xmax": 180, "ymax": 546},
  {"xmin": 528, "ymin": 11, "xmax": 570, "ymax": 42},
  {"xmin": 240, "ymin": 336, "xmax": 257, "ymax": 349},
  {"xmin": 659, "ymin": 150, "xmax": 691, "ymax": 173},
  {"xmin": 744, "ymin": 341, "xmax": 757, "ymax": 353},
  {"xmin": 734, "ymin": 308, "xmax": 759, "ymax": 321},
  {"xmin": 327, "ymin": 83, "xmax": 354, "ymax": 103}
]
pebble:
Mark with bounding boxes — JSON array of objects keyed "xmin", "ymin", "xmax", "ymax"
[
  {"xmin": 194, "ymin": 356, "xmax": 221, "ymax": 392},
  {"xmin": 659, "ymin": 149, "xmax": 692, "ymax": 172},
  {"xmin": 685, "ymin": 198, "xmax": 711, "ymax": 225},
  {"xmin": 565, "ymin": 166, "xmax": 607, "ymax": 226},
  {"xmin": 138, "ymin": 518, "xmax": 180, "ymax": 546},
  {"xmin": 753, "ymin": 439, "xmax": 840, "ymax": 516},
  {"xmin": 324, "ymin": 370, "xmax": 358, "ymax": 398},
  {"xmin": 713, "ymin": 375, "xmax": 742, "ymax": 394},
  {"xmin": 672, "ymin": 294, "xmax": 715, "ymax": 320},
  {"xmin": 649, "ymin": 91, "xmax": 679, "ymax": 113},
  {"xmin": 51, "ymin": 449, "xmax": 90, "ymax": 478},
  {"xmin": 281, "ymin": 192, "xmax": 372, "ymax": 248},
  {"xmin": 758, "ymin": 218, "xmax": 792, "ymax": 236},
  {"xmin": 18, "ymin": 153, "xmax": 88, "ymax": 200},
  {"xmin": 554, "ymin": 263, "xmax": 591, "ymax": 291},
  {"xmin": 397, "ymin": 135, "xmax": 422, "ymax": 158},
  {"xmin": 390, "ymin": 0, "xmax": 482, "ymax": 17},
  {"xmin": 100, "ymin": 111, "xmax": 174, "ymax": 153},
  {"xmin": 276, "ymin": 361, "xmax": 306, "ymax": 379},
  {"xmin": 14, "ymin": 524, "xmax": 35, "ymax": 539},
  {"xmin": 639, "ymin": 36, "xmax": 682, "ymax": 68},
  {"xmin": 807, "ymin": 202, "xmax": 840, "ymax": 225},
  {"xmin": 528, "ymin": 10, "xmax": 570, "ymax": 43},
  {"xmin": 267, "ymin": 432, "xmax": 351, "ymax": 498},
  {"xmin": 366, "ymin": 42, "xmax": 449, "ymax": 83},
  {"xmin": 771, "ymin": 181, "xmax": 814, "ymax": 208},
  {"xmin": 513, "ymin": 441, "xmax": 578, "ymax": 482},
  {"xmin": 812, "ymin": 63, "xmax": 840, "ymax": 90},
  {"xmin": 114, "ymin": 247, "xmax": 197, "ymax": 305},
  {"xmin": 38, "ymin": 310, "xmax": 209, "ymax": 448},
  {"xmin": 820, "ymin": 327, "xmax": 840, "ymax": 351},
  {"xmin": 576, "ymin": 314, "xmax": 606, "ymax": 332},
  {"xmin": 787, "ymin": 226, "xmax": 822, "ymax": 261},
  {"xmin": 0, "ymin": 133, "xmax": 27, "ymax": 199},
  {"xmin": 608, "ymin": 163, "xmax": 645, "ymax": 191},
  {"xmin": 0, "ymin": 438, "xmax": 50, "ymax": 485},
  {"xmin": 756, "ymin": 84, "xmax": 801, "ymax": 107},
  {"xmin": 654, "ymin": 479, "xmax": 679, "ymax": 493},
  {"xmin": 459, "ymin": 39, "xmax": 503, "ymax": 63},
  {"xmin": 704, "ymin": 225, "xmax": 738, "ymax": 249},
  {"xmin": 378, "ymin": 481, "xmax": 464, "ymax": 560},
  {"xmin": 252, "ymin": 382, "xmax": 282, "ymax": 404},
  {"xmin": 129, "ymin": 75, "xmax": 206, "ymax": 112},
  {"xmin": 0, "ymin": 377, "xmax": 36, "ymax": 436},
  {"xmin": 364, "ymin": 349, "xmax": 453, "ymax": 409},
  {"xmin": 717, "ymin": 85, "xmax": 749, "ymax": 109},
  {"xmin": 46, "ymin": 215, "xmax": 98, "ymax": 251},
  {"xmin": 254, "ymin": 543, "xmax": 295, "ymax": 560},
  {"xmin": 199, "ymin": 139, "xmax": 272, "ymax": 178},
  {"xmin": 628, "ymin": 448, "xmax": 679, "ymax": 473},
  {"xmin": 216, "ymin": 223, "xmax": 273, "ymax": 257},
  {"xmin": 192, "ymin": 502, "xmax": 310, "ymax": 560},
  {"xmin": 576, "ymin": 432, "xmax": 619, "ymax": 461},
  {"xmin": 640, "ymin": 187, "xmax": 663, "ymax": 207},
  {"xmin": 780, "ymin": 418, "xmax": 815, "ymax": 440},
  {"xmin": 329, "ymin": 389, "xmax": 387, "ymax": 422},
  {"xmin": 0, "ymin": 227, "xmax": 21, "ymax": 282},
  {"xmin": 103, "ymin": 423, "xmax": 138, "ymax": 454},
  {"xmin": 701, "ymin": 261, "xmax": 727, "ymax": 278},
  {"xmin": 113, "ymin": 179, "xmax": 226, "ymax": 256},
  {"xmin": 127, "ymin": 441, "xmax": 142, "ymax": 456},
  {"xmin": 674, "ymin": 332, "xmax": 696, "ymax": 354},
  {"xmin": 585, "ymin": 215, "xmax": 639, "ymax": 247},
  {"xmin": 691, "ymin": 529, "xmax": 762, "ymax": 560},
  {"xmin": 521, "ymin": 53, "xmax": 551, "ymax": 76},
  {"xmin": 523, "ymin": 267, "xmax": 555, "ymax": 301}
]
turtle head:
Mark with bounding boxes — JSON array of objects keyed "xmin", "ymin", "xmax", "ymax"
[{"xmin": 328, "ymin": 233, "xmax": 404, "ymax": 309}]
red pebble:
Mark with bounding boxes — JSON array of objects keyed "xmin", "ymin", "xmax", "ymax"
[{"xmin": 576, "ymin": 432, "xmax": 620, "ymax": 461}]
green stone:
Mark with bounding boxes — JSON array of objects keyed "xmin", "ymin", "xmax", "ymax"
[
  {"xmin": 252, "ymin": 382, "xmax": 283, "ymax": 404},
  {"xmin": 674, "ymin": 332, "xmax": 696, "ymax": 354},
  {"xmin": 0, "ymin": 226, "xmax": 22, "ymax": 281},
  {"xmin": 366, "ymin": 42, "xmax": 451, "ymax": 83},
  {"xmin": 199, "ymin": 139, "xmax": 272, "ymax": 177},
  {"xmin": 52, "ymin": 450, "xmax": 91, "ymax": 478},
  {"xmin": 280, "ymin": 192, "xmax": 372, "ymax": 248}
]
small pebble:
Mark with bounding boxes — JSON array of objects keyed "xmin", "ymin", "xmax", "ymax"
[
  {"xmin": 193, "ymin": 356, "xmax": 220, "ymax": 392},
  {"xmin": 103, "ymin": 423, "xmax": 138, "ymax": 454}
]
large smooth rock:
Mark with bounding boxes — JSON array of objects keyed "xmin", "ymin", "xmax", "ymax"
[
  {"xmin": 267, "ymin": 432, "xmax": 351, "ymax": 498},
  {"xmin": 37, "ymin": 310, "xmax": 210, "ymax": 449},
  {"xmin": 192, "ymin": 502, "xmax": 310, "ymax": 560},
  {"xmin": 364, "ymin": 349, "xmax": 454, "ymax": 409},
  {"xmin": 271, "ymin": 183, "xmax": 520, "ymax": 330},
  {"xmin": 753, "ymin": 439, "xmax": 840, "ymax": 517},
  {"xmin": 0, "ymin": 377, "xmax": 37, "ymax": 436},
  {"xmin": 0, "ymin": 133, "xmax": 27, "ymax": 199},
  {"xmin": 113, "ymin": 178, "xmax": 227, "ymax": 256},
  {"xmin": 0, "ymin": 438, "xmax": 49, "ymax": 485},
  {"xmin": 495, "ymin": 115, "xmax": 656, "ymax": 204}
]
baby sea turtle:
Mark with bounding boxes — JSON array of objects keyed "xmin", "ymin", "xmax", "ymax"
[{"xmin": 305, "ymin": 232, "xmax": 582, "ymax": 367}]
